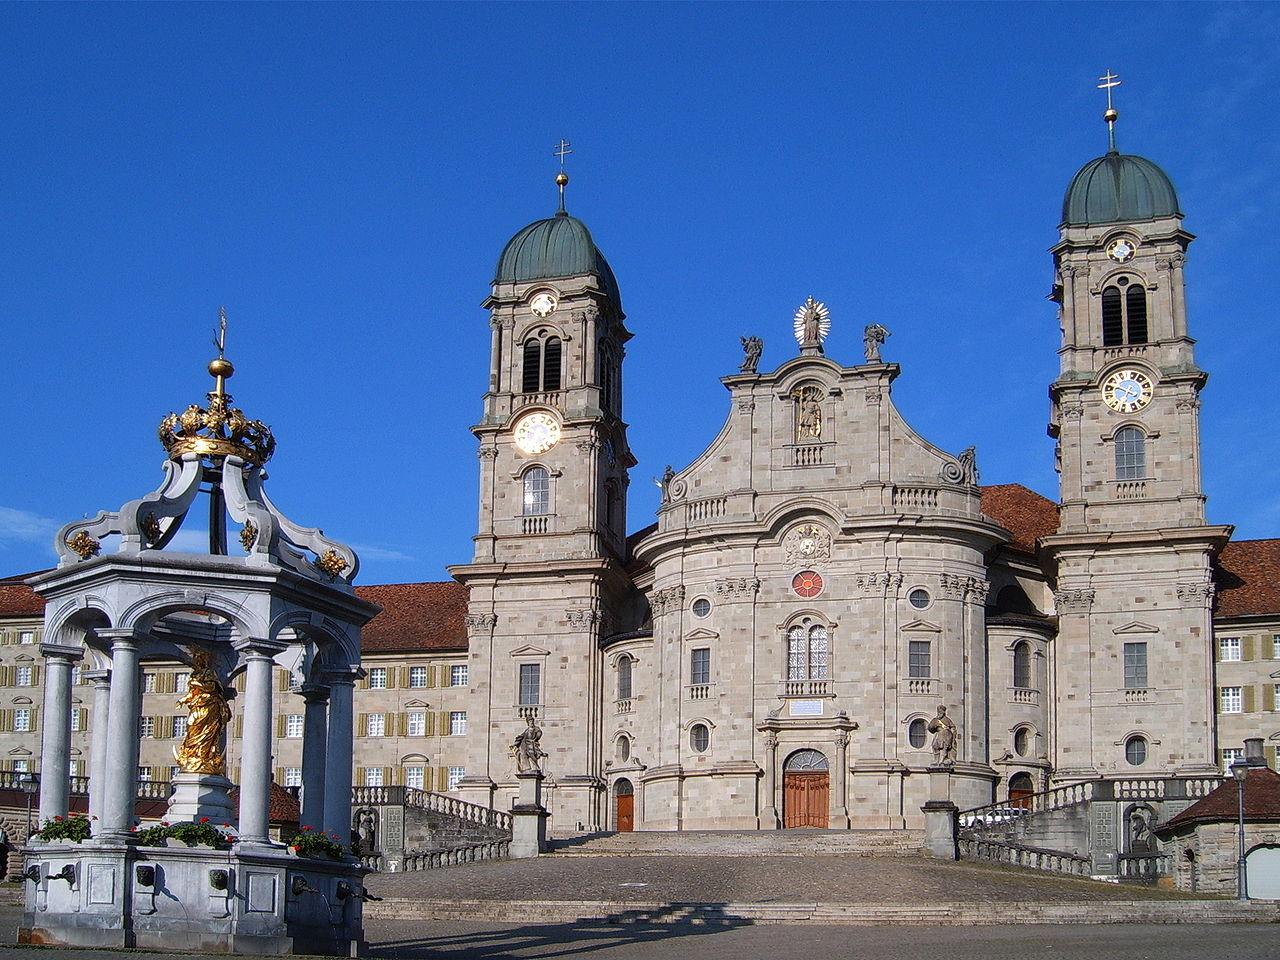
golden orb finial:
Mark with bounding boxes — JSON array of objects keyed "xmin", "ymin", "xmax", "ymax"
[
  {"xmin": 555, "ymin": 171, "xmax": 569, "ymax": 187},
  {"xmin": 208, "ymin": 357, "xmax": 234, "ymax": 379}
]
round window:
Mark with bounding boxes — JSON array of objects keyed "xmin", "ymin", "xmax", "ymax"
[
  {"xmin": 908, "ymin": 588, "xmax": 931, "ymax": 609},
  {"xmin": 616, "ymin": 736, "xmax": 630, "ymax": 763},
  {"xmin": 692, "ymin": 597, "xmax": 712, "ymax": 619},
  {"xmin": 908, "ymin": 718, "xmax": 927, "ymax": 748},
  {"xmin": 690, "ymin": 723, "xmax": 710, "ymax": 753},
  {"xmin": 1125, "ymin": 735, "xmax": 1147, "ymax": 766},
  {"xmin": 1116, "ymin": 276, "xmax": 1130, "ymax": 287},
  {"xmin": 792, "ymin": 570, "xmax": 824, "ymax": 598},
  {"xmin": 1014, "ymin": 727, "xmax": 1030, "ymax": 757}
]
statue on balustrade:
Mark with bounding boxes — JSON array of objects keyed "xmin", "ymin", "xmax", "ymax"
[
  {"xmin": 928, "ymin": 705, "xmax": 958, "ymax": 766},
  {"xmin": 511, "ymin": 716, "xmax": 545, "ymax": 774},
  {"xmin": 174, "ymin": 649, "xmax": 232, "ymax": 775}
]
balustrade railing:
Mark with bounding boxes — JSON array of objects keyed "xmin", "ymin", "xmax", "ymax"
[
  {"xmin": 399, "ymin": 839, "xmax": 511, "ymax": 871},
  {"xmin": 904, "ymin": 678, "xmax": 937, "ymax": 696},
  {"xmin": 684, "ymin": 497, "xmax": 727, "ymax": 524},
  {"xmin": 893, "ymin": 485, "xmax": 940, "ymax": 512},
  {"xmin": 521, "ymin": 516, "xmax": 550, "ymax": 535},
  {"xmin": 687, "ymin": 683, "xmax": 713, "ymax": 701},
  {"xmin": 792, "ymin": 445, "xmax": 825, "ymax": 467},
  {"xmin": 401, "ymin": 787, "xmax": 512, "ymax": 833},
  {"xmin": 1117, "ymin": 853, "xmax": 1171, "ymax": 880},
  {"xmin": 515, "ymin": 391, "xmax": 564, "ymax": 411},
  {"xmin": 1010, "ymin": 687, "xmax": 1038, "ymax": 705},
  {"xmin": 781, "ymin": 680, "xmax": 830, "ymax": 697},
  {"xmin": 1124, "ymin": 687, "xmax": 1150, "ymax": 703},
  {"xmin": 959, "ymin": 780, "xmax": 1091, "ymax": 826},
  {"xmin": 615, "ymin": 698, "xmax": 633, "ymax": 714},
  {"xmin": 1115, "ymin": 480, "xmax": 1148, "ymax": 500},
  {"xmin": 958, "ymin": 837, "xmax": 1090, "ymax": 876}
]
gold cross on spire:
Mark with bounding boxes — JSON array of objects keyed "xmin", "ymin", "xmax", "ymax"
[
  {"xmin": 1097, "ymin": 70, "xmax": 1121, "ymax": 151},
  {"xmin": 553, "ymin": 139, "xmax": 572, "ymax": 214},
  {"xmin": 214, "ymin": 305, "xmax": 228, "ymax": 359}
]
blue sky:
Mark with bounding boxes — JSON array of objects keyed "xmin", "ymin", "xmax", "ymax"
[{"xmin": 2, "ymin": 3, "xmax": 1278, "ymax": 584}]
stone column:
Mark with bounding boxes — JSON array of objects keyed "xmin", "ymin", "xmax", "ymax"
[
  {"xmin": 299, "ymin": 684, "xmax": 330, "ymax": 830},
  {"xmin": 759, "ymin": 733, "xmax": 779, "ymax": 829},
  {"xmin": 85, "ymin": 669, "xmax": 111, "ymax": 822},
  {"xmin": 98, "ymin": 629, "xmax": 143, "ymax": 838},
  {"xmin": 234, "ymin": 637, "xmax": 287, "ymax": 844},
  {"xmin": 830, "ymin": 731, "xmax": 851, "ymax": 829},
  {"xmin": 323, "ymin": 667, "xmax": 359, "ymax": 839},
  {"xmin": 37, "ymin": 644, "xmax": 83, "ymax": 821}
]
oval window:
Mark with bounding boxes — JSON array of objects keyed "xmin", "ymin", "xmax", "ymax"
[
  {"xmin": 908, "ymin": 718, "xmax": 927, "ymax": 748},
  {"xmin": 1125, "ymin": 735, "xmax": 1147, "ymax": 766},
  {"xmin": 616, "ymin": 736, "xmax": 630, "ymax": 763},
  {"xmin": 690, "ymin": 723, "xmax": 710, "ymax": 753},
  {"xmin": 1014, "ymin": 727, "xmax": 1030, "ymax": 757},
  {"xmin": 909, "ymin": 588, "xmax": 931, "ymax": 609}
]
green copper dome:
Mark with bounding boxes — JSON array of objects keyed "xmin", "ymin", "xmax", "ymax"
[
  {"xmin": 494, "ymin": 212, "xmax": 620, "ymax": 305},
  {"xmin": 1062, "ymin": 152, "xmax": 1181, "ymax": 226}
]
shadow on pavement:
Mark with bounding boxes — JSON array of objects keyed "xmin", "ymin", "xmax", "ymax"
[
  {"xmin": 371, "ymin": 903, "xmax": 748, "ymax": 959},
  {"xmin": 545, "ymin": 832, "xmax": 614, "ymax": 851}
]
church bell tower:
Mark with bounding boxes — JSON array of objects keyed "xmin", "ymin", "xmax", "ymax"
[
  {"xmin": 1043, "ymin": 78, "xmax": 1231, "ymax": 793},
  {"xmin": 450, "ymin": 158, "xmax": 635, "ymax": 830}
]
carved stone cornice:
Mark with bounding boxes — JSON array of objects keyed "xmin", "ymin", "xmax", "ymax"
[
  {"xmin": 464, "ymin": 613, "xmax": 498, "ymax": 635},
  {"xmin": 651, "ymin": 585, "xmax": 686, "ymax": 616},
  {"xmin": 565, "ymin": 607, "xmax": 604, "ymax": 631},
  {"xmin": 864, "ymin": 389, "xmax": 883, "ymax": 406},
  {"xmin": 940, "ymin": 573, "xmax": 968, "ymax": 599},
  {"xmin": 966, "ymin": 577, "xmax": 991, "ymax": 605},
  {"xmin": 737, "ymin": 399, "xmax": 756, "ymax": 414},
  {"xmin": 1054, "ymin": 588, "xmax": 1096, "ymax": 614},
  {"xmin": 478, "ymin": 446, "xmax": 499, "ymax": 460},
  {"xmin": 854, "ymin": 572, "xmax": 902, "ymax": 597},
  {"xmin": 714, "ymin": 577, "xmax": 762, "ymax": 600},
  {"xmin": 1060, "ymin": 403, "xmax": 1084, "ymax": 419},
  {"xmin": 1176, "ymin": 396, "xmax": 1201, "ymax": 412},
  {"xmin": 1176, "ymin": 582, "xmax": 1215, "ymax": 606},
  {"xmin": 1155, "ymin": 253, "xmax": 1186, "ymax": 272}
]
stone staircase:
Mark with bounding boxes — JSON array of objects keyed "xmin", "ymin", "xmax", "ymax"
[{"xmin": 549, "ymin": 829, "xmax": 926, "ymax": 857}]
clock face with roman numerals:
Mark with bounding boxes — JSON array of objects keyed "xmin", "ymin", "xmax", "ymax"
[{"xmin": 1102, "ymin": 368, "xmax": 1154, "ymax": 414}]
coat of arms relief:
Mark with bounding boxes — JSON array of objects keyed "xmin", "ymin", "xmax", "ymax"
[{"xmin": 783, "ymin": 522, "xmax": 833, "ymax": 566}]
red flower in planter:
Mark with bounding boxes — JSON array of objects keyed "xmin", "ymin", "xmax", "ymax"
[
  {"xmin": 302, "ymin": 825, "xmax": 312, "ymax": 831},
  {"xmin": 54, "ymin": 816, "xmax": 63, "ymax": 822},
  {"xmin": 199, "ymin": 817, "xmax": 209, "ymax": 824}
]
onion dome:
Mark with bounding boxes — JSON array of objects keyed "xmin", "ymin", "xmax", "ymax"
[
  {"xmin": 494, "ymin": 211, "xmax": 621, "ymax": 306},
  {"xmin": 1062, "ymin": 152, "xmax": 1181, "ymax": 227}
]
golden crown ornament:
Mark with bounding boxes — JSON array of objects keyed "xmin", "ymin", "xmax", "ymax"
[{"xmin": 158, "ymin": 356, "xmax": 276, "ymax": 465}]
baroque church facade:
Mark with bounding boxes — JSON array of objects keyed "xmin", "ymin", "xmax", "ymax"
[{"xmin": 447, "ymin": 121, "xmax": 1266, "ymax": 835}]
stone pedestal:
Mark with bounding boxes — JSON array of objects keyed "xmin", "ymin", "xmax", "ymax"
[
  {"xmin": 922, "ymin": 765, "xmax": 958, "ymax": 860},
  {"xmin": 510, "ymin": 772, "xmax": 548, "ymax": 859},
  {"xmin": 166, "ymin": 773, "xmax": 237, "ymax": 826}
]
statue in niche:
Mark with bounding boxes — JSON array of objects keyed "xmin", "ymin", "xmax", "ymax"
[
  {"xmin": 511, "ymin": 716, "xmax": 546, "ymax": 774},
  {"xmin": 795, "ymin": 385, "xmax": 823, "ymax": 441},
  {"xmin": 1128, "ymin": 808, "xmax": 1154, "ymax": 854},
  {"xmin": 174, "ymin": 649, "xmax": 232, "ymax": 776},
  {"xmin": 355, "ymin": 808, "xmax": 378, "ymax": 854},
  {"xmin": 863, "ymin": 323, "xmax": 890, "ymax": 363},
  {"xmin": 927, "ymin": 705, "xmax": 958, "ymax": 766},
  {"xmin": 740, "ymin": 336, "xmax": 763, "ymax": 374}
]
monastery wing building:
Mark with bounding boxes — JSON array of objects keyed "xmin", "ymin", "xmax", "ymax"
[{"xmin": 1, "ymin": 111, "xmax": 1278, "ymax": 848}]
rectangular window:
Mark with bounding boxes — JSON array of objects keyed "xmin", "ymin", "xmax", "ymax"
[
  {"xmin": 70, "ymin": 708, "xmax": 82, "ymax": 732},
  {"xmin": 19, "ymin": 631, "xmax": 34, "ymax": 644},
  {"xmin": 1114, "ymin": 429, "xmax": 1146, "ymax": 480},
  {"xmin": 285, "ymin": 714, "xmax": 304, "ymax": 738},
  {"xmin": 1123, "ymin": 642, "xmax": 1148, "ymax": 689},
  {"xmin": 70, "ymin": 761, "xmax": 80, "ymax": 778},
  {"xmin": 1273, "ymin": 635, "xmax": 1280, "ymax": 660},
  {"xmin": 451, "ymin": 665, "xmax": 469, "ymax": 687},
  {"xmin": 409, "ymin": 666, "xmax": 428, "ymax": 689},
  {"xmin": 138, "ymin": 766, "xmax": 152, "ymax": 782},
  {"xmin": 169, "ymin": 766, "xmax": 179, "ymax": 782},
  {"xmin": 71, "ymin": 666, "xmax": 82, "ymax": 686},
  {"xmin": 523, "ymin": 469, "xmax": 550, "ymax": 516},
  {"xmin": 176, "ymin": 672, "xmax": 190, "ymax": 692},
  {"xmin": 14, "ymin": 709, "xmax": 31, "ymax": 732},
  {"xmin": 450, "ymin": 711, "xmax": 468, "ymax": 736},
  {"xmin": 15, "ymin": 667, "xmax": 32, "ymax": 687},
  {"xmin": 140, "ymin": 716, "xmax": 155, "ymax": 738},
  {"xmin": 405, "ymin": 766, "xmax": 425, "ymax": 790},
  {"xmin": 407, "ymin": 711, "xmax": 426, "ymax": 737},
  {"xmin": 1219, "ymin": 637, "xmax": 1242, "ymax": 662},
  {"xmin": 143, "ymin": 672, "xmax": 157, "ymax": 693},
  {"xmin": 12, "ymin": 759, "xmax": 29, "ymax": 773},
  {"xmin": 447, "ymin": 766, "xmax": 466, "ymax": 791},
  {"xmin": 1222, "ymin": 747, "xmax": 1244, "ymax": 772},
  {"xmin": 518, "ymin": 663, "xmax": 541, "ymax": 706},
  {"xmin": 173, "ymin": 716, "xmax": 187, "ymax": 740},
  {"xmin": 690, "ymin": 648, "xmax": 711, "ymax": 686},
  {"xmin": 284, "ymin": 767, "xmax": 302, "ymax": 788},
  {"xmin": 369, "ymin": 667, "xmax": 388, "ymax": 689},
  {"xmin": 366, "ymin": 714, "xmax": 386, "ymax": 737},
  {"xmin": 908, "ymin": 641, "xmax": 932, "ymax": 679},
  {"xmin": 363, "ymin": 767, "xmax": 383, "ymax": 787},
  {"xmin": 1221, "ymin": 686, "xmax": 1243, "ymax": 714}
]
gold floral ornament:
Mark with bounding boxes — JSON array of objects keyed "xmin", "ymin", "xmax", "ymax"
[
  {"xmin": 239, "ymin": 520, "xmax": 259, "ymax": 551},
  {"xmin": 174, "ymin": 649, "xmax": 232, "ymax": 776},
  {"xmin": 315, "ymin": 549, "xmax": 350, "ymax": 578},
  {"xmin": 157, "ymin": 314, "xmax": 276, "ymax": 466},
  {"xmin": 66, "ymin": 531, "xmax": 101, "ymax": 560}
]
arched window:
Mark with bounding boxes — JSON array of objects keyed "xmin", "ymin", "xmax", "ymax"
[
  {"xmin": 1115, "ymin": 426, "xmax": 1147, "ymax": 481},
  {"xmin": 786, "ymin": 619, "xmax": 830, "ymax": 681},
  {"xmin": 522, "ymin": 340, "xmax": 542, "ymax": 393},
  {"xmin": 598, "ymin": 340, "xmax": 620, "ymax": 415},
  {"xmin": 689, "ymin": 723, "xmax": 710, "ymax": 753},
  {"xmin": 1102, "ymin": 286, "xmax": 1124, "ymax": 346},
  {"xmin": 1125, "ymin": 735, "xmax": 1148, "ymax": 766},
  {"xmin": 615, "ymin": 736, "xmax": 631, "ymax": 763},
  {"xmin": 1012, "ymin": 641, "xmax": 1032, "ymax": 689},
  {"xmin": 543, "ymin": 337, "xmax": 562, "ymax": 391},
  {"xmin": 1013, "ymin": 727, "xmax": 1030, "ymax": 756},
  {"xmin": 908, "ymin": 718, "xmax": 928, "ymax": 748},
  {"xmin": 1125, "ymin": 285, "xmax": 1148, "ymax": 344},
  {"xmin": 1102, "ymin": 279, "xmax": 1148, "ymax": 346},
  {"xmin": 616, "ymin": 656, "xmax": 632, "ymax": 701},
  {"xmin": 522, "ymin": 467, "xmax": 550, "ymax": 516}
]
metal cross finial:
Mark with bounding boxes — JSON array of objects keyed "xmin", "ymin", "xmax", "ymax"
[
  {"xmin": 214, "ymin": 306, "xmax": 228, "ymax": 359},
  {"xmin": 553, "ymin": 139, "xmax": 573, "ymax": 171},
  {"xmin": 1097, "ymin": 70, "xmax": 1121, "ymax": 151}
]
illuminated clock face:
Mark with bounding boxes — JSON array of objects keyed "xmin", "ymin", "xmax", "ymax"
[
  {"xmin": 1102, "ymin": 368, "xmax": 1155, "ymax": 414},
  {"xmin": 792, "ymin": 570, "xmax": 824, "ymax": 599},
  {"xmin": 530, "ymin": 292, "xmax": 558, "ymax": 318},
  {"xmin": 1106, "ymin": 238, "xmax": 1137, "ymax": 263},
  {"xmin": 513, "ymin": 412, "xmax": 561, "ymax": 455}
]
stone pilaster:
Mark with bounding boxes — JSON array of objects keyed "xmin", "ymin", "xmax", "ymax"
[{"xmin": 37, "ymin": 643, "xmax": 82, "ymax": 822}]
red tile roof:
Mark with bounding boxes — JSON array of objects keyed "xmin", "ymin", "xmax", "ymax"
[
  {"xmin": 355, "ymin": 581, "xmax": 469, "ymax": 653},
  {"xmin": 1156, "ymin": 766, "xmax": 1280, "ymax": 833},
  {"xmin": 229, "ymin": 780, "xmax": 301, "ymax": 825},
  {"xmin": 980, "ymin": 484, "xmax": 1060, "ymax": 553},
  {"xmin": 1215, "ymin": 539, "xmax": 1280, "ymax": 621},
  {"xmin": 0, "ymin": 580, "xmax": 44, "ymax": 616}
]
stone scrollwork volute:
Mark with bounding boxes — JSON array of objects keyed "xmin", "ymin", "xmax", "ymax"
[{"xmin": 940, "ymin": 446, "xmax": 979, "ymax": 485}]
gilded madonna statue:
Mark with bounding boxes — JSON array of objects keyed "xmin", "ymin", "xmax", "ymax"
[{"xmin": 174, "ymin": 649, "xmax": 232, "ymax": 775}]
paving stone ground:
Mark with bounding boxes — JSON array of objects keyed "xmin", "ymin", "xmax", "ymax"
[{"xmin": 366, "ymin": 854, "xmax": 1198, "ymax": 904}]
